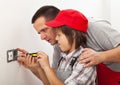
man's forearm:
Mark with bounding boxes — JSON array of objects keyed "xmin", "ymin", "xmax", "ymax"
[
  {"xmin": 79, "ymin": 45, "xmax": 120, "ymax": 67},
  {"xmin": 101, "ymin": 45, "xmax": 120, "ymax": 62},
  {"xmin": 31, "ymin": 68, "xmax": 50, "ymax": 85},
  {"xmin": 31, "ymin": 69, "xmax": 41, "ymax": 79}
]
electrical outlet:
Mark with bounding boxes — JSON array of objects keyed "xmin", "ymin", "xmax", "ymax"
[
  {"xmin": 7, "ymin": 49, "xmax": 37, "ymax": 63},
  {"xmin": 7, "ymin": 49, "xmax": 18, "ymax": 63}
]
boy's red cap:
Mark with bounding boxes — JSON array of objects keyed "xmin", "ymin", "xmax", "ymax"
[{"xmin": 46, "ymin": 9, "xmax": 88, "ymax": 32}]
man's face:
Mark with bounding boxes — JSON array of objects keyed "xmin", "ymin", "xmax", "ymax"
[{"xmin": 33, "ymin": 17, "xmax": 57, "ymax": 45}]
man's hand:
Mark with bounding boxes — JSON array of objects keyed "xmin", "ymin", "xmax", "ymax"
[
  {"xmin": 17, "ymin": 48, "xmax": 28, "ymax": 67},
  {"xmin": 78, "ymin": 48, "xmax": 105, "ymax": 67},
  {"xmin": 17, "ymin": 48, "xmax": 41, "ymax": 71}
]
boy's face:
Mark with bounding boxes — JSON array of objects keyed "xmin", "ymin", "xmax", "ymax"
[
  {"xmin": 33, "ymin": 17, "xmax": 57, "ymax": 45},
  {"xmin": 56, "ymin": 29, "xmax": 74, "ymax": 53}
]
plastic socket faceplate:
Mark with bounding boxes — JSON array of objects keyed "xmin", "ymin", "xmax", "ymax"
[{"xmin": 7, "ymin": 49, "xmax": 18, "ymax": 63}]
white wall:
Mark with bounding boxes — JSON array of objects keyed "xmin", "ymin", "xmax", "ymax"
[
  {"xmin": 110, "ymin": 0, "xmax": 120, "ymax": 31},
  {"xmin": 0, "ymin": 0, "xmax": 119, "ymax": 85}
]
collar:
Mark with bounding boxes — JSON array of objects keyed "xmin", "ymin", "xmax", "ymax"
[{"xmin": 60, "ymin": 46, "xmax": 83, "ymax": 61}]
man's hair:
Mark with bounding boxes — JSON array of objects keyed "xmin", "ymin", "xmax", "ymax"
[
  {"xmin": 32, "ymin": 5, "xmax": 60, "ymax": 23},
  {"xmin": 58, "ymin": 26, "xmax": 87, "ymax": 49}
]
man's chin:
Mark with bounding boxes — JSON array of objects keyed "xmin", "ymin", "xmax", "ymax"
[{"xmin": 50, "ymin": 41, "xmax": 57, "ymax": 45}]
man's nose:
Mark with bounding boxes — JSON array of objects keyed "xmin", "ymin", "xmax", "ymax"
[{"xmin": 40, "ymin": 33, "xmax": 46, "ymax": 40}]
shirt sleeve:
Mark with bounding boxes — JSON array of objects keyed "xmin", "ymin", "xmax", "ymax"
[
  {"xmin": 52, "ymin": 44, "xmax": 61, "ymax": 69},
  {"xmin": 87, "ymin": 20, "xmax": 120, "ymax": 51},
  {"xmin": 64, "ymin": 62, "xmax": 96, "ymax": 85}
]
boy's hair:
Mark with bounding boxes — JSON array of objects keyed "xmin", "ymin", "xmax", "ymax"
[
  {"xmin": 32, "ymin": 5, "xmax": 60, "ymax": 23},
  {"xmin": 58, "ymin": 26, "xmax": 87, "ymax": 49}
]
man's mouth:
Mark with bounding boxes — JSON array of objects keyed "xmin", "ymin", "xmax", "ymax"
[
  {"xmin": 47, "ymin": 39, "xmax": 50, "ymax": 42},
  {"xmin": 47, "ymin": 39, "xmax": 52, "ymax": 43}
]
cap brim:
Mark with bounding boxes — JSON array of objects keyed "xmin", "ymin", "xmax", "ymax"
[{"xmin": 46, "ymin": 20, "xmax": 64, "ymax": 28}]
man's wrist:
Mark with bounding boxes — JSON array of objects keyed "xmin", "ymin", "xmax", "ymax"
[{"xmin": 99, "ymin": 52, "xmax": 107, "ymax": 63}]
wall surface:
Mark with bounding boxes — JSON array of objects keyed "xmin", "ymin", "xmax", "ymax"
[
  {"xmin": 110, "ymin": 0, "xmax": 120, "ymax": 31},
  {"xmin": 0, "ymin": 0, "xmax": 120, "ymax": 85}
]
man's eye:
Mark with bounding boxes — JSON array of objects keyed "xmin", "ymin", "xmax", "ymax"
[
  {"xmin": 38, "ymin": 31, "xmax": 41, "ymax": 34},
  {"xmin": 43, "ymin": 29, "xmax": 46, "ymax": 32},
  {"xmin": 43, "ymin": 28, "xmax": 48, "ymax": 32}
]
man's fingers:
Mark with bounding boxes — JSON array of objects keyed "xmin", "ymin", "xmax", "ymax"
[
  {"xmin": 17, "ymin": 56, "xmax": 26, "ymax": 62},
  {"xmin": 79, "ymin": 57, "xmax": 94, "ymax": 67},
  {"xmin": 17, "ymin": 48, "xmax": 28, "ymax": 54},
  {"xmin": 82, "ymin": 48, "xmax": 90, "ymax": 52},
  {"xmin": 79, "ymin": 57, "xmax": 91, "ymax": 63},
  {"xmin": 79, "ymin": 51, "xmax": 91, "ymax": 61},
  {"xmin": 84, "ymin": 62, "xmax": 93, "ymax": 67},
  {"xmin": 19, "ymin": 53, "xmax": 26, "ymax": 57},
  {"xmin": 79, "ymin": 54, "xmax": 88, "ymax": 60},
  {"xmin": 79, "ymin": 48, "xmax": 91, "ymax": 60},
  {"xmin": 31, "ymin": 57, "xmax": 35, "ymax": 64}
]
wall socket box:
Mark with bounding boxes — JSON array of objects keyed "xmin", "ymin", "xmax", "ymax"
[
  {"xmin": 7, "ymin": 49, "xmax": 18, "ymax": 63},
  {"xmin": 7, "ymin": 49, "xmax": 38, "ymax": 63}
]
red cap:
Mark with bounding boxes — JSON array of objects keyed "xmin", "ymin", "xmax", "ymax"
[{"xmin": 46, "ymin": 9, "xmax": 88, "ymax": 32}]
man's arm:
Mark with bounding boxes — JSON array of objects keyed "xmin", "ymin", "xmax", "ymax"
[
  {"xmin": 17, "ymin": 48, "xmax": 50, "ymax": 85},
  {"xmin": 80, "ymin": 19, "xmax": 120, "ymax": 67},
  {"xmin": 79, "ymin": 45, "xmax": 120, "ymax": 67}
]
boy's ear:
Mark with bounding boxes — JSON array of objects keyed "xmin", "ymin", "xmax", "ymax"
[{"xmin": 72, "ymin": 31, "xmax": 76, "ymax": 38}]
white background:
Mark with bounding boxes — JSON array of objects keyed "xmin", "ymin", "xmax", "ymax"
[{"xmin": 0, "ymin": 0, "xmax": 120, "ymax": 85}]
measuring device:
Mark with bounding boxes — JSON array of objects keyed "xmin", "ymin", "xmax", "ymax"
[{"xmin": 28, "ymin": 53, "xmax": 37, "ymax": 57}]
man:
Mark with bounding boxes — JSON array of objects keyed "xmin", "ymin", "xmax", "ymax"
[
  {"xmin": 18, "ymin": 5, "xmax": 120, "ymax": 84},
  {"xmin": 18, "ymin": 6, "xmax": 60, "ymax": 85}
]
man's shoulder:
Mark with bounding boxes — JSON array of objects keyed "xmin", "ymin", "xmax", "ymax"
[
  {"xmin": 87, "ymin": 17, "xmax": 112, "ymax": 33},
  {"xmin": 53, "ymin": 44, "xmax": 59, "ymax": 49},
  {"xmin": 88, "ymin": 17, "xmax": 111, "ymax": 24},
  {"xmin": 53, "ymin": 44, "xmax": 61, "ymax": 52}
]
